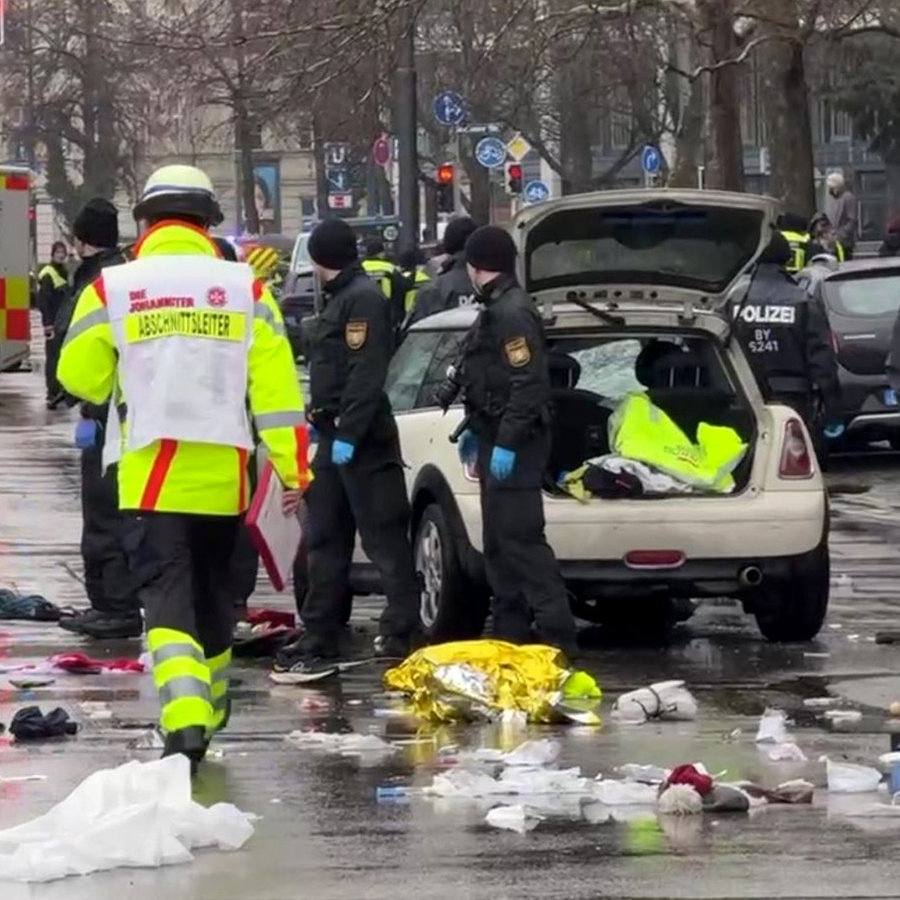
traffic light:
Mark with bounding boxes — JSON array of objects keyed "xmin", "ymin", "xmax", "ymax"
[
  {"xmin": 436, "ymin": 163, "xmax": 454, "ymax": 213},
  {"xmin": 506, "ymin": 163, "xmax": 523, "ymax": 195}
]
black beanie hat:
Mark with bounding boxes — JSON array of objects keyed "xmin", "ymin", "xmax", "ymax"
[
  {"xmin": 73, "ymin": 198, "xmax": 119, "ymax": 249},
  {"xmin": 443, "ymin": 216, "xmax": 477, "ymax": 255},
  {"xmin": 308, "ymin": 219, "xmax": 358, "ymax": 270},
  {"xmin": 759, "ymin": 231, "xmax": 792, "ymax": 266},
  {"xmin": 465, "ymin": 225, "xmax": 517, "ymax": 274}
]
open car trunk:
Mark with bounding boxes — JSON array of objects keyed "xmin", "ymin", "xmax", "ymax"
[{"xmin": 543, "ymin": 329, "xmax": 757, "ymax": 498}]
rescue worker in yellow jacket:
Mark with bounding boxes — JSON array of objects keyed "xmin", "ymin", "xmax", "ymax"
[
  {"xmin": 57, "ymin": 164, "xmax": 311, "ymax": 773},
  {"xmin": 361, "ymin": 237, "xmax": 412, "ymax": 331}
]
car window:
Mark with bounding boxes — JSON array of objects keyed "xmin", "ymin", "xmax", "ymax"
[
  {"xmin": 824, "ymin": 273, "xmax": 900, "ymax": 317},
  {"xmin": 569, "ymin": 339, "xmax": 644, "ymax": 401},
  {"xmin": 386, "ymin": 331, "xmax": 445, "ymax": 412},
  {"xmin": 418, "ymin": 331, "xmax": 465, "ymax": 408},
  {"xmin": 291, "ymin": 235, "xmax": 311, "ymax": 272}
]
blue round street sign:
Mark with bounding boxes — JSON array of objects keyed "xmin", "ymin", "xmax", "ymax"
[
  {"xmin": 523, "ymin": 180, "xmax": 550, "ymax": 204},
  {"xmin": 640, "ymin": 144, "xmax": 662, "ymax": 174},
  {"xmin": 433, "ymin": 91, "xmax": 466, "ymax": 127},
  {"xmin": 474, "ymin": 136, "xmax": 507, "ymax": 169}
]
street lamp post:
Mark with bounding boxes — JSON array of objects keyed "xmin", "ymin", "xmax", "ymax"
[{"xmin": 395, "ymin": 17, "xmax": 419, "ymax": 257}]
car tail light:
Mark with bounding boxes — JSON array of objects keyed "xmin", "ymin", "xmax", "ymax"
[
  {"xmin": 624, "ymin": 550, "xmax": 685, "ymax": 570},
  {"xmin": 779, "ymin": 418, "xmax": 814, "ymax": 479}
]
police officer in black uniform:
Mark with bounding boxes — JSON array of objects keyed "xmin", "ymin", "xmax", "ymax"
[
  {"xmin": 406, "ymin": 216, "xmax": 479, "ymax": 326},
  {"xmin": 275, "ymin": 219, "xmax": 421, "ymax": 676},
  {"xmin": 733, "ymin": 232, "xmax": 842, "ymax": 447},
  {"xmin": 453, "ymin": 226, "xmax": 578, "ymax": 658}
]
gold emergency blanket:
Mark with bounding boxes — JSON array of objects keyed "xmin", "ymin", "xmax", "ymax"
[{"xmin": 384, "ymin": 639, "xmax": 602, "ymax": 725}]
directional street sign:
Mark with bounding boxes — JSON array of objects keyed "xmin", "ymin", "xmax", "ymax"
[
  {"xmin": 433, "ymin": 91, "xmax": 466, "ymax": 127},
  {"xmin": 640, "ymin": 144, "xmax": 662, "ymax": 175},
  {"xmin": 523, "ymin": 180, "xmax": 550, "ymax": 204},
  {"xmin": 474, "ymin": 136, "xmax": 507, "ymax": 169},
  {"xmin": 506, "ymin": 133, "xmax": 532, "ymax": 163},
  {"xmin": 326, "ymin": 168, "xmax": 348, "ymax": 193}
]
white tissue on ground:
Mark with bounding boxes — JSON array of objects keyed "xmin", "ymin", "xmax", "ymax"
[
  {"xmin": 485, "ymin": 804, "xmax": 543, "ymax": 834},
  {"xmin": 755, "ymin": 709, "xmax": 790, "ymax": 744},
  {"xmin": 427, "ymin": 766, "xmax": 590, "ymax": 798},
  {"xmin": 766, "ymin": 742, "xmax": 808, "ymax": 763},
  {"xmin": 612, "ymin": 681, "xmax": 698, "ymax": 722},
  {"xmin": 454, "ymin": 739, "xmax": 562, "ymax": 768},
  {"xmin": 0, "ymin": 755, "xmax": 253, "ymax": 883},
  {"xmin": 285, "ymin": 731, "xmax": 396, "ymax": 757},
  {"xmin": 591, "ymin": 779, "xmax": 659, "ymax": 806}
]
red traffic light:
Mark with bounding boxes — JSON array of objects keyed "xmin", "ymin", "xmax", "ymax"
[
  {"xmin": 437, "ymin": 164, "xmax": 454, "ymax": 185},
  {"xmin": 507, "ymin": 164, "xmax": 523, "ymax": 180}
]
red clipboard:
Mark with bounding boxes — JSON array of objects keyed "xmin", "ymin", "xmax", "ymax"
[{"xmin": 245, "ymin": 461, "xmax": 302, "ymax": 592}]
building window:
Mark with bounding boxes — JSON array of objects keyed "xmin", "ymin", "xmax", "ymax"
[
  {"xmin": 820, "ymin": 99, "xmax": 852, "ymax": 143},
  {"xmin": 610, "ymin": 104, "xmax": 632, "ymax": 150}
]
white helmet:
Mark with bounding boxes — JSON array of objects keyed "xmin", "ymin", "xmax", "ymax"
[{"xmin": 133, "ymin": 164, "xmax": 223, "ymax": 227}]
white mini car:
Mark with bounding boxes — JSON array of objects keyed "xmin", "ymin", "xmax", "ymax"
[{"xmin": 326, "ymin": 190, "xmax": 830, "ymax": 642}]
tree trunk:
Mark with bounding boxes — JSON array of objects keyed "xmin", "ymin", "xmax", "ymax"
[
  {"xmin": 758, "ymin": 1, "xmax": 815, "ymax": 216},
  {"xmin": 235, "ymin": 103, "xmax": 259, "ymax": 234},
  {"xmin": 668, "ymin": 27, "xmax": 704, "ymax": 188},
  {"xmin": 558, "ymin": 69, "xmax": 594, "ymax": 194},
  {"xmin": 698, "ymin": 0, "xmax": 744, "ymax": 191},
  {"xmin": 461, "ymin": 139, "xmax": 490, "ymax": 224}
]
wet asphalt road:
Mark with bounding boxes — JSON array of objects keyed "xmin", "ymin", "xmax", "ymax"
[{"xmin": 2, "ymin": 332, "xmax": 900, "ymax": 898}]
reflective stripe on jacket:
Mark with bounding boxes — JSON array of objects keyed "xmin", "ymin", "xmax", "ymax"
[
  {"xmin": 57, "ymin": 219, "xmax": 310, "ymax": 515},
  {"xmin": 781, "ymin": 230, "xmax": 809, "ymax": 273},
  {"xmin": 403, "ymin": 268, "xmax": 430, "ymax": 313}
]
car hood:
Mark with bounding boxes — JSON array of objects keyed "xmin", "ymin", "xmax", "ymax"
[{"xmin": 512, "ymin": 189, "xmax": 778, "ymax": 311}]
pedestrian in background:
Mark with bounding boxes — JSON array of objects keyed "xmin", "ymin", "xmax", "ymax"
[
  {"xmin": 807, "ymin": 213, "xmax": 845, "ymax": 262},
  {"xmin": 275, "ymin": 218, "xmax": 422, "ymax": 678},
  {"xmin": 824, "ymin": 172, "xmax": 858, "ymax": 260},
  {"xmin": 57, "ymin": 199, "xmax": 144, "ymax": 641},
  {"xmin": 879, "ymin": 215, "xmax": 900, "ymax": 258},
  {"xmin": 361, "ymin": 237, "xmax": 411, "ymax": 332},
  {"xmin": 37, "ymin": 241, "xmax": 70, "ymax": 410},
  {"xmin": 453, "ymin": 225, "xmax": 578, "ymax": 659}
]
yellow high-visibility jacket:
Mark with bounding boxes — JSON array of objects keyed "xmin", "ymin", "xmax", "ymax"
[
  {"xmin": 58, "ymin": 220, "xmax": 310, "ymax": 515},
  {"xmin": 403, "ymin": 267, "xmax": 430, "ymax": 313}
]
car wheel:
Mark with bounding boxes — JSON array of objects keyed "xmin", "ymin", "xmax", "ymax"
[
  {"xmin": 754, "ymin": 542, "xmax": 830, "ymax": 642},
  {"xmin": 414, "ymin": 503, "xmax": 488, "ymax": 641}
]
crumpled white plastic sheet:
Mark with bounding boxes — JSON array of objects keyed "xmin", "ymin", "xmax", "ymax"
[
  {"xmin": 766, "ymin": 742, "xmax": 808, "ymax": 763},
  {"xmin": 0, "ymin": 756, "xmax": 253, "ymax": 883},
  {"xmin": 755, "ymin": 709, "xmax": 790, "ymax": 744},
  {"xmin": 285, "ymin": 731, "xmax": 396, "ymax": 758},
  {"xmin": 821, "ymin": 757, "xmax": 883, "ymax": 794},
  {"xmin": 591, "ymin": 778, "xmax": 659, "ymax": 806},
  {"xmin": 452, "ymin": 739, "xmax": 562, "ymax": 769},
  {"xmin": 485, "ymin": 804, "xmax": 543, "ymax": 834},
  {"xmin": 612, "ymin": 681, "xmax": 698, "ymax": 722},
  {"xmin": 427, "ymin": 766, "xmax": 590, "ymax": 798},
  {"xmin": 615, "ymin": 763, "xmax": 669, "ymax": 784}
]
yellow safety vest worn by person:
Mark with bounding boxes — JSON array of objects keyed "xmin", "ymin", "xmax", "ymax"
[
  {"xmin": 58, "ymin": 221, "xmax": 310, "ymax": 515},
  {"xmin": 362, "ymin": 257, "xmax": 398, "ymax": 300},
  {"xmin": 38, "ymin": 264, "xmax": 67, "ymax": 291},
  {"xmin": 781, "ymin": 229, "xmax": 809, "ymax": 273},
  {"xmin": 608, "ymin": 392, "xmax": 747, "ymax": 492},
  {"xmin": 403, "ymin": 267, "xmax": 430, "ymax": 314}
]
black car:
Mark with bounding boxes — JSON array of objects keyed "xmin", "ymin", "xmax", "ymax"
[{"xmin": 799, "ymin": 257, "xmax": 900, "ymax": 448}]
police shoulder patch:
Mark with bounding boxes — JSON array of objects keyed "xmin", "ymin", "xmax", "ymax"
[
  {"xmin": 504, "ymin": 336, "xmax": 531, "ymax": 368},
  {"xmin": 345, "ymin": 320, "xmax": 368, "ymax": 350}
]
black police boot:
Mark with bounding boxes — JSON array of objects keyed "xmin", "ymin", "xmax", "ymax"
[{"xmin": 162, "ymin": 726, "xmax": 209, "ymax": 776}]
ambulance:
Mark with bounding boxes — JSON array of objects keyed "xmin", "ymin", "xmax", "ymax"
[{"xmin": 0, "ymin": 166, "xmax": 33, "ymax": 372}]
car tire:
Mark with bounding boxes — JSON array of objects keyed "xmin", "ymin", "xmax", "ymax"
[
  {"xmin": 754, "ymin": 542, "xmax": 830, "ymax": 643},
  {"xmin": 414, "ymin": 503, "xmax": 488, "ymax": 641}
]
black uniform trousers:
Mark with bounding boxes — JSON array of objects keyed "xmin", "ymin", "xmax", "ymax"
[
  {"xmin": 44, "ymin": 331, "xmax": 62, "ymax": 400},
  {"xmin": 80, "ymin": 447, "xmax": 142, "ymax": 617},
  {"xmin": 132, "ymin": 512, "xmax": 240, "ymax": 663},
  {"xmin": 475, "ymin": 432, "xmax": 577, "ymax": 657},
  {"xmin": 301, "ymin": 432, "xmax": 420, "ymax": 655}
]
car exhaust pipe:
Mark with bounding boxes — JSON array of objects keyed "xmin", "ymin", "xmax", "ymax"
[{"xmin": 738, "ymin": 565, "xmax": 764, "ymax": 588}]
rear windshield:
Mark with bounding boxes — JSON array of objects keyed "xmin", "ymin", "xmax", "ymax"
[
  {"xmin": 823, "ymin": 272, "xmax": 900, "ymax": 318},
  {"xmin": 525, "ymin": 202, "xmax": 764, "ymax": 294}
]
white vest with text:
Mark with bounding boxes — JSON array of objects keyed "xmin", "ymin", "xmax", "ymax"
[{"xmin": 102, "ymin": 256, "xmax": 256, "ymax": 454}]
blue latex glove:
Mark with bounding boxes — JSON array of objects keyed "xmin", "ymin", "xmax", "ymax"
[
  {"xmin": 331, "ymin": 439, "xmax": 355, "ymax": 466},
  {"xmin": 489, "ymin": 445, "xmax": 516, "ymax": 481},
  {"xmin": 457, "ymin": 429, "xmax": 478, "ymax": 464},
  {"xmin": 823, "ymin": 422, "xmax": 846, "ymax": 440},
  {"xmin": 74, "ymin": 419, "xmax": 99, "ymax": 450}
]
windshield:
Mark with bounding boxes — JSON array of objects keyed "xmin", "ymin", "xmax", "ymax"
[
  {"xmin": 525, "ymin": 202, "xmax": 765, "ymax": 294},
  {"xmin": 824, "ymin": 272, "xmax": 900, "ymax": 318},
  {"xmin": 291, "ymin": 234, "xmax": 312, "ymax": 272}
]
